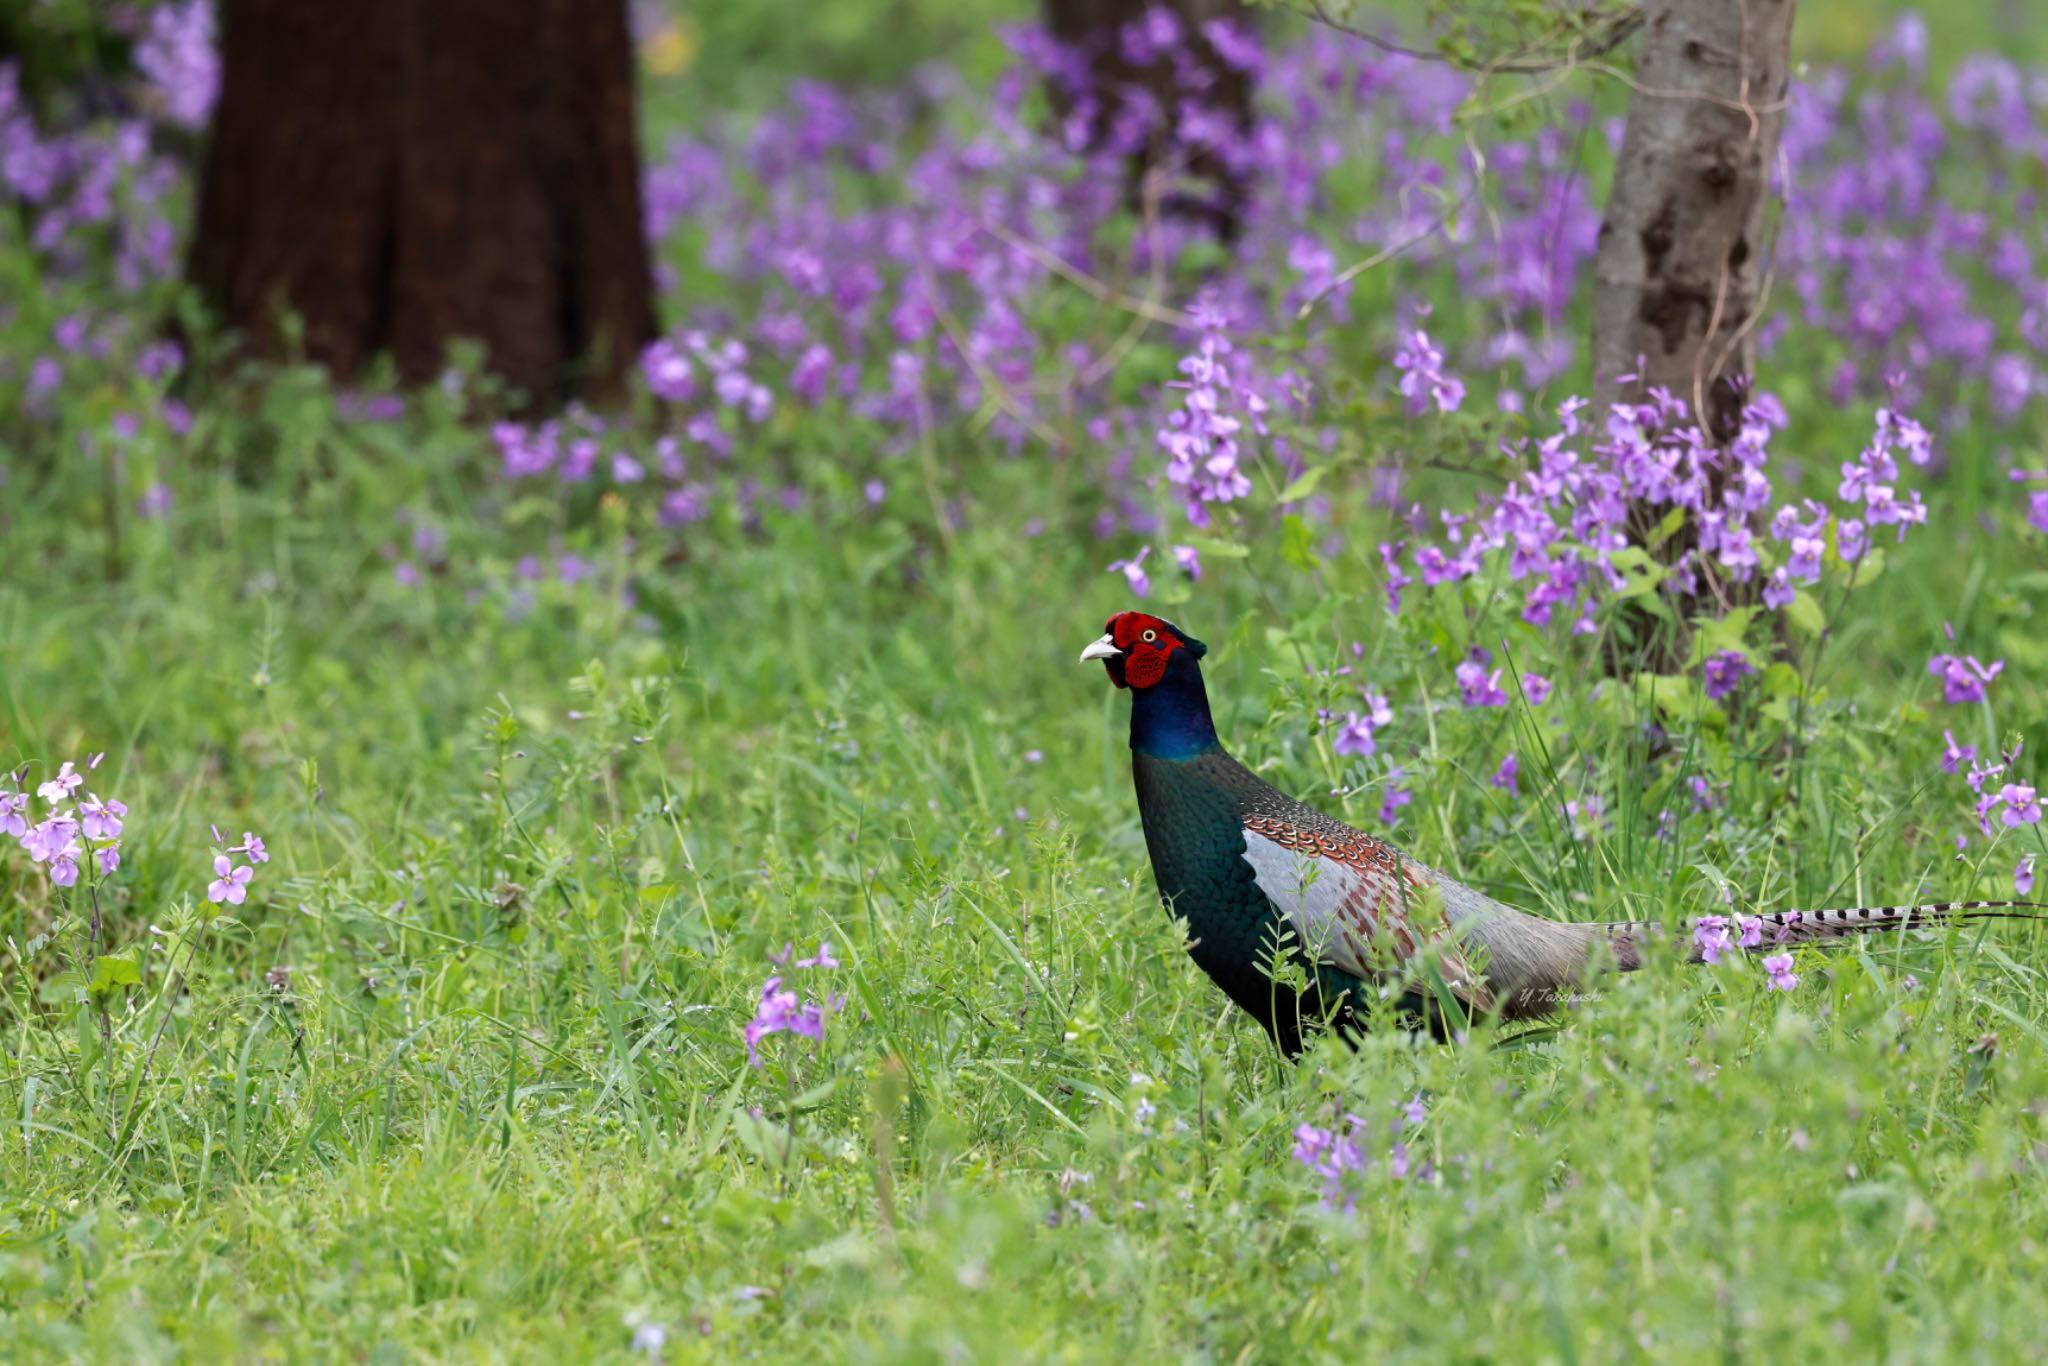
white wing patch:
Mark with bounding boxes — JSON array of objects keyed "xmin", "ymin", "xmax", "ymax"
[
  {"xmin": 1239, "ymin": 826, "xmax": 1392, "ymax": 981},
  {"xmin": 1238, "ymin": 825, "xmax": 1491, "ymax": 1006}
]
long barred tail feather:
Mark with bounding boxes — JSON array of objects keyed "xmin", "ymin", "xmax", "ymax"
[{"xmin": 1601, "ymin": 900, "xmax": 2048, "ymax": 967}]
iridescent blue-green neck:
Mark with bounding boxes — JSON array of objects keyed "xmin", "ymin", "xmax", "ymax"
[{"xmin": 1129, "ymin": 650, "xmax": 1221, "ymax": 759}]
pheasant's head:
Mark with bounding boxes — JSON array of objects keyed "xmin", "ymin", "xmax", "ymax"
[{"xmin": 1079, "ymin": 611, "xmax": 1208, "ymax": 690}]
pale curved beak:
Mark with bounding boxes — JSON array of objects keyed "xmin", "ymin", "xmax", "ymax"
[{"xmin": 1079, "ymin": 633, "xmax": 1122, "ymax": 664}]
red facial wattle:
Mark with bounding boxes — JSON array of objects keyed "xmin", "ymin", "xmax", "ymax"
[{"xmin": 1096, "ymin": 611, "xmax": 1180, "ymax": 690}]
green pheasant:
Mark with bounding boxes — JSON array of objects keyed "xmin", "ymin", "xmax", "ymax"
[{"xmin": 1082, "ymin": 610, "xmax": 2039, "ymax": 1054}]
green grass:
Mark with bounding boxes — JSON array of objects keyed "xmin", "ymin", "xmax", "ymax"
[
  {"xmin": 3, "ymin": 377, "xmax": 2047, "ymax": 1358},
  {"xmin": 6, "ymin": 4, "xmax": 2048, "ymax": 1361}
]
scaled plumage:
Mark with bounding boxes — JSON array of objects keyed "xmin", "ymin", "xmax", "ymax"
[{"xmin": 1083, "ymin": 610, "xmax": 2040, "ymax": 1055}]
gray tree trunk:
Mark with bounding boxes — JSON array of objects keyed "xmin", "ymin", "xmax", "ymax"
[{"xmin": 1590, "ymin": 0, "xmax": 1795, "ymax": 441}]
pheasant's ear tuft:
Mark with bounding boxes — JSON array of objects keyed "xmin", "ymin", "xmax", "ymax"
[{"xmin": 1156, "ymin": 619, "xmax": 1206, "ymax": 660}]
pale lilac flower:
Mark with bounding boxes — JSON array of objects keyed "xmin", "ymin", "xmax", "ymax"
[
  {"xmin": 1109, "ymin": 546, "xmax": 1151, "ymax": 598},
  {"xmin": 207, "ymin": 855, "xmax": 252, "ymax": 905},
  {"xmin": 1763, "ymin": 953, "xmax": 1798, "ymax": 992},
  {"xmin": 37, "ymin": 761, "xmax": 82, "ymax": 803},
  {"xmin": 239, "ymin": 832, "xmax": 269, "ymax": 863},
  {"xmin": 96, "ymin": 845, "xmax": 120, "ymax": 875},
  {"xmin": 79, "ymin": 795, "xmax": 125, "ymax": 840},
  {"xmin": 22, "ymin": 815, "xmax": 78, "ymax": 865},
  {"xmin": 1941, "ymin": 730, "xmax": 1977, "ymax": 774},
  {"xmin": 1172, "ymin": 544, "xmax": 1203, "ymax": 581},
  {"xmin": 0, "ymin": 790, "xmax": 28, "ymax": 839},
  {"xmin": 796, "ymin": 941, "xmax": 840, "ymax": 969},
  {"xmin": 1736, "ymin": 915, "xmax": 1764, "ymax": 949},
  {"xmin": 2016, "ymin": 856, "xmax": 2036, "ymax": 896},
  {"xmin": 1693, "ymin": 914, "xmax": 1733, "ymax": 964},
  {"xmin": 1999, "ymin": 783, "xmax": 2041, "ymax": 826}
]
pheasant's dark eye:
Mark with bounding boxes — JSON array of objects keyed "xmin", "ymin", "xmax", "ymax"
[{"xmin": 1142, "ymin": 629, "xmax": 1158, "ymax": 643}]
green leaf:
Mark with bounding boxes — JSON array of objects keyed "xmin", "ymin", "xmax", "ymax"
[
  {"xmin": 88, "ymin": 952, "xmax": 143, "ymax": 996},
  {"xmin": 1279, "ymin": 514, "xmax": 1318, "ymax": 573},
  {"xmin": 1646, "ymin": 505, "xmax": 1689, "ymax": 549},
  {"xmin": 1785, "ymin": 591, "xmax": 1827, "ymax": 637},
  {"xmin": 1181, "ymin": 534, "xmax": 1248, "ymax": 560},
  {"xmin": 1277, "ymin": 466, "xmax": 1327, "ymax": 504}
]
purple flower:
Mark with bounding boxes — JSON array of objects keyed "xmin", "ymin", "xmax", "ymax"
[
  {"xmin": 1927, "ymin": 653, "xmax": 2003, "ymax": 704},
  {"xmin": 1378, "ymin": 776, "xmax": 1412, "ymax": 826},
  {"xmin": 1393, "ymin": 327, "xmax": 1465, "ymax": 415},
  {"xmin": 2018, "ymin": 856, "xmax": 2036, "ymax": 897},
  {"xmin": 1701, "ymin": 651, "xmax": 1755, "ymax": 701},
  {"xmin": 96, "ymin": 845, "xmax": 120, "ymax": 876},
  {"xmin": 134, "ymin": 0, "xmax": 219, "ymax": 130},
  {"xmin": 1999, "ymin": 783, "xmax": 2041, "ymax": 826},
  {"xmin": 1763, "ymin": 953, "xmax": 1798, "ymax": 992},
  {"xmin": 207, "ymin": 855, "xmax": 253, "ymax": 905},
  {"xmin": 1109, "ymin": 546, "xmax": 1151, "ymax": 597},
  {"xmin": 1157, "ymin": 294, "xmax": 1263, "ymax": 525},
  {"xmin": 1736, "ymin": 914, "xmax": 1764, "ymax": 949},
  {"xmin": 239, "ymin": 832, "xmax": 269, "ymax": 863},
  {"xmin": 1491, "ymin": 752, "xmax": 1520, "ymax": 797},
  {"xmin": 1400, "ymin": 1094, "xmax": 1426, "ymax": 1128},
  {"xmin": 23, "ymin": 816, "xmax": 79, "ymax": 865},
  {"xmin": 1561, "ymin": 795, "xmax": 1605, "ymax": 841},
  {"xmin": 79, "ymin": 795, "xmax": 126, "ymax": 840},
  {"xmin": 1454, "ymin": 658, "xmax": 1508, "ymax": 708},
  {"xmin": 745, "ymin": 975, "xmax": 799, "ymax": 1064},
  {"xmin": 1693, "ymin": 915, "xmax": 1733, "ymax": 964},
  {"xmin": 1172, "ymin": 544, "xmax": 1203, "ymax": 581},
  {"xmin": 744, "ymin": 962, "xmax": 834, "ymax": 1065},
  {"xmin": 1522, "ymin": 674, "xmax": 1552, "ymax": 706},
  {"xmin": 1941, "ymin": 730, "xmax": 1977, "ymax": 775},
  {"xmin": 1332, "ymin": 713, "xmax": 1378, "ymax": 758},
  {"xmin": 0, "ymin": 790, "xmax": 27, "ymax": 839},
  {"xmin": 796, "ymin": 941, "xmax": 840, "ymax": 969},
  {"xmin": 641, "ymin": 339, "xmax": 696, "ymax": 403}
]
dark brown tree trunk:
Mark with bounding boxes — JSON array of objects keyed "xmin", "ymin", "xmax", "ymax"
[
  {"xmin": 1590, "ymin": 0, "xmax": 1795, "ymax": 440},
  {"xmin": 187, "ymin": 0, "xmax": 656, "ymax": 407},
  {"xmin": 1042, "ymin": 0, "xmax": 1255, "ymax": 239}
]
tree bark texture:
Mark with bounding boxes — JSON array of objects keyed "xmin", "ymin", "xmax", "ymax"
[
  {"xmin": 1042, "ymin": 0, "xmax": 1255, "ymax": 239},
  {"xmin": 187, "ymin": 0, "xmax": 656, "ymax": 406},
  {"xmin": 1590, "ymin": 0, "xmax": 1794, "ymax": 441}
]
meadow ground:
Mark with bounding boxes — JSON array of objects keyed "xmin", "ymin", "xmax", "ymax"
[{"xmin": 5, "ymin": 2, "xmax": 2048, "ymax": 1361}]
